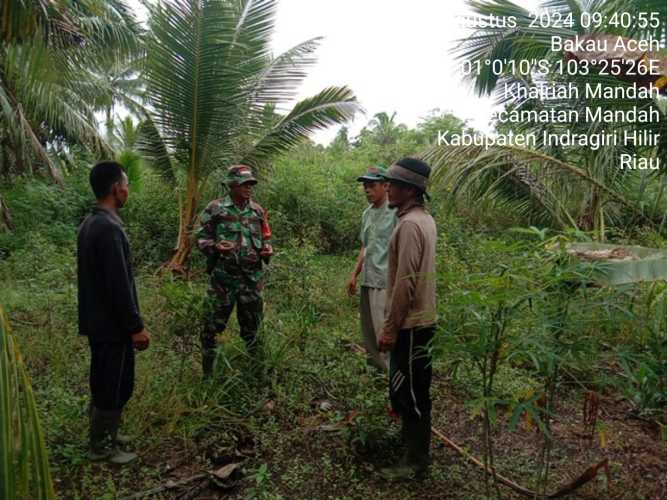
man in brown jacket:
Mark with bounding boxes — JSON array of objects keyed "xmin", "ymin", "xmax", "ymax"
[{"xmin": 378, "ymin": 157, "xmax": 437, "ymax": 480}]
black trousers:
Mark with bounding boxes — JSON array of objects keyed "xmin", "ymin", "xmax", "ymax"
[
  {"xmin": 89, "ymin": 340, "xmax": 135, "ymax": 411},
  {"xmin": 389, "ymin": 326, "xmax": 435, "ymax": 421}
]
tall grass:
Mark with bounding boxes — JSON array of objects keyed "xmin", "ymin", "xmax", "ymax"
[{"xmin": 0, "ymin": 306, "xmax": 56, "ymax": 500}]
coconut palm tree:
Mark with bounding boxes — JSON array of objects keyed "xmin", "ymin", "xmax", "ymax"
[
  {"xmin": 366, "ymin": 111, "xmax": 407, "ymax": 145},
  {"xmin": 0, "ymin": 0, "xmax": 142, "ymax": 183},
  {"xmin": 426, "ymin": 0, "xmax": 666, "ymax": 237},
  {"xmin": 141, "ymin": 0, "xmax": 360, "ymax": 271}
]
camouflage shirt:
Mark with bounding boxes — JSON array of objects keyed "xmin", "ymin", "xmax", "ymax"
[{"xmin": 197, "ymin": 196, "xmax": 270, "ymax": 292}]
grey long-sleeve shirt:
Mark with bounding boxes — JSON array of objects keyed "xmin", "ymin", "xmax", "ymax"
[{"xmin": 383, "ymin": 202, "xmax": 437, "ymax": 337}]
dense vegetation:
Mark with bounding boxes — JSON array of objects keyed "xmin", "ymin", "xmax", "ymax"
[{"xmin": 1, "ymin": 0, "xmax": 667, "ymax": 499}]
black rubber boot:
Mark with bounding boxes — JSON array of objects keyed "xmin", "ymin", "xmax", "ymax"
[
  {"xmin": 379, "ymin": 417, "xmax": 431, "ymax": 481},
  {"xmin": 400, "ymin": 416, "xmax": 409, "ymax": 445},
  {"xmin": 408, "ymin": 417, "xmax": 431, "ymax": 479}
]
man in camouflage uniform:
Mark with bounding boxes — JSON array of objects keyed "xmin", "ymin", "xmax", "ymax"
[{"xmin": 197, "ymin": 165, "xmax": 273, "ymax": 378}]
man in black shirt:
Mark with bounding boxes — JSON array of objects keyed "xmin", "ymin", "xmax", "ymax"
[{"xmin": 77, "ymin": 160, "xmax": 150, "ymax": 464}]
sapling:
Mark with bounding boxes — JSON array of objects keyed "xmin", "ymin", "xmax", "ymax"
[{"xmin": 440, "ymin": 245, "xmax": 535, "ymax": 498}]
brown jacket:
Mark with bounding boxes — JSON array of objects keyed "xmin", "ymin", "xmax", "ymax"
[{"xmin": 383, "ymin": 202, "xmax": 437, "ymax": 338}]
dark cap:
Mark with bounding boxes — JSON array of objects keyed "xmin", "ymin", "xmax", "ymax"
[{"xmin": 382, "ymin": 158, "xmax": 431, "ymax": 193}]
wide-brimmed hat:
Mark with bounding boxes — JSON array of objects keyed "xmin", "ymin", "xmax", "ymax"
[
  {"xmin": 382, "ymin": 158, "xmax": 431, "ymax": 194},
  {"xmin": 225, "ymin": 164, "xmax": 257, "ymax": 186},
  {"xmin": 356, "ymin": 165, "xmax": 388, "ymax": 182}
]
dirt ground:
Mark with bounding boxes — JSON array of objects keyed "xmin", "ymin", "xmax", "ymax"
[{"xmin": 78, "ymin": 372, "xmax": 666, "ymax": 500}]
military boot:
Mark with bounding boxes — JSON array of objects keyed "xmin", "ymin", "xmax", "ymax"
[
  {"xmin": 201, "ymin": 346, "xmax": 216, "ymax": 379},
  {"xmin": 245, "ymin": 335, "xmax": 266, "ymax": 377},
  {"xmin": 378, "ymin": 417, "xmax": 431, "ymax": 481},
  {"xmin": 200, "ymin": 327, "xmax": 218, "ymax": 380}
]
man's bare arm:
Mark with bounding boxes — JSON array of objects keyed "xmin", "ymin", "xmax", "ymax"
[{"xmin": 347, "ymin": 246, "xmax": 365, "ymax": 296}]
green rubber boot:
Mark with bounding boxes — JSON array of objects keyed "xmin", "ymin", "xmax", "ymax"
[
  {"xmin": 107, "ymin": 409, "xmax": 137, "ymax": 464},
  {"xmin": 115, "ymin": 433, "xmax": 132, "ymax": 445},
  {"xmin": 89, "ymin": 406, "xmax": 114, "ymax": 461},
  {"xmin": 246, "ymin": 337, "xmax": 266, "ymax": 380},
  {"xmin": 107, "ymin": 447, "xmax": 138, "ymax": 465},
  {"xmin": 89, "ymin": 407, "xmax": 137, "ymax": 464},
  {"xmin": 91, "ymin": 401, "xmax": 131, "ymax": 444}
]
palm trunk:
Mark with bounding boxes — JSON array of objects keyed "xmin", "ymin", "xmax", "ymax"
[
  {"xmin": 1, "ymin": 79, "xmax": 63, "ymax": 185},
  {"xmin": 0, "ymin": 194, "xmax": 14, "ymax": 232},
  {"xmin": 165, "ymin": 170, "xmax": 201, "ymax": 273},
  {"xmin": 578, "ymin": 188, "xmax": 600, "ymax": 233}
]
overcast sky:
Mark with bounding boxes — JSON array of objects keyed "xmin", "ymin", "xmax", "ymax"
[{"xmin": 128, "ymin": 0, "xmax": 542, "ymax": 144}]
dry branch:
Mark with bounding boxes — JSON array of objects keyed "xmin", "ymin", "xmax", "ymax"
[
  {"xmin": 117, "ymin": 473, "xmax": 208, "ymax": 500},
  {"xmin": 431, "ymin": 426, "xmax": 610, "ymax": 498},
  {"xmin": 431, "ymin": 427, "xmax": 536, "ymax": 497}
]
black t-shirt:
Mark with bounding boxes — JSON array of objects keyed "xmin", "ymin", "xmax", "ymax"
[{"xmin": 77, "ymin": 206, "xmax": 143, "ymax": 342}]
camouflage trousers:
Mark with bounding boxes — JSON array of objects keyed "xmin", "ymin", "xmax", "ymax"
[{"xmin": 200, "ymin": 280, "xmax": 264, "ymax": 377}]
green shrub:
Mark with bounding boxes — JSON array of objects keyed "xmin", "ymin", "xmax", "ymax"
[
  {"xmin": 122, "ymin": 171, "xmax": 179, "ymax": 268},
  {"xmin": 257, "ymin": 148, "xmax": 366, "ymax": 253},
  {"xmin": 0, "ymin": 173, "xmax": 90, "ymax": 256}
]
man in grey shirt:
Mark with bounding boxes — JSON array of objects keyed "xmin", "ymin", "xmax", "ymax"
[{"xmin": 347, "ymin": 165, "xmax": 397, "ymax": 371}]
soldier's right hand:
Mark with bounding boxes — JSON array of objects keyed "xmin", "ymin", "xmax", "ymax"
[
  {"xmin": 347, "ymin": 274, "xmax": 357, "ymax": 296},
  {"xmin": 132, "ymin": 329, "xmax": 151, "ymax": 351},
  {"xmin": 216, "ymin": 241, "xmax": 234, "ymax": 255}
]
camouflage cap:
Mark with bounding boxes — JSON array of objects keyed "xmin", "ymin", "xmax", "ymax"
[
  {"xmin": 225, "ymin": 164, "xmax": 258, "ymax": 187},
  {"xmin": 356, "ymin": 165, "xmax": 388, "ymax": 182}
]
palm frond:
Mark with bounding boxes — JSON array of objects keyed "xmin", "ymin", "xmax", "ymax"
[
  {"xmin": 0, "ymin": 77, "xmax": 64, "ymax": 184},
  {"xmin": 459, "ymin": 0, "xmax": 578, "ymax": 95},
  {"xmin": 243, "ymin": 86, "xmax": 360, "ymax": 167},
  {"xmin": 247, "ymin": 37, "xmax": 321, "ymax": 106},
  {"xmin": 6, "ymin": 43, "xmax": 108, "ymax": 148},
  {"xmin": 145, "ymin": 0, "xmax": 260, "ymax": 168},
  {"xmin": 425, "ymin": 143, "xmax": 648, "ymax": 226},
  {"xmin": 0, "ymin": 306, "xmax": 56, "ymax": 500},
  {"xmin": 136, "ymin": 116, "xmax": 176, "ymax": 185}
]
